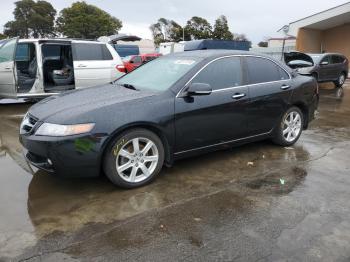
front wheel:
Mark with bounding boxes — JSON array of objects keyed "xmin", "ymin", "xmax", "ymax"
[
  {"xmin": 272, "ymin": 107, "xmax": 304, "ymax": 146},
  {"xmin": 103, "ymin": 129, "xmax": 165, "ymax": 188},
  {"xmin": 334, "ymin": 73, "xmax": 346, "ymax": 88}
]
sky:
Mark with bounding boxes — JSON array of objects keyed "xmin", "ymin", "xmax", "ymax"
[{"xmin": 0, "ymin": 0, "xmax": 348, "ymax": 44}]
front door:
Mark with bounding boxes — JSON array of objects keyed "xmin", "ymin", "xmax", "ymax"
[
  {"xmin": 175, "ymin": 56, "xmax": 249, "ymax": 153},
  {"xmin": 72, "ymin": 43, "xmax": 114, "ymax": 88},
  {"xmin": 0, "ymin": 38, "xmax": 18, "ymax": 98}
]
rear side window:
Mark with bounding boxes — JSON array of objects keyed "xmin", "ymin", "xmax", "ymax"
[
  {"xmin": 245, "ymin": 57, "xmax": 288, "ymax": 84},
  {"xmin": 73, "ymin": 43, "xmax": 113, "ymax": 61},
  {"xmin": 331, "ymin": 55, "xmax": 345, "ymax": 64},
  {"xmin": 192, "ymin": 57, "xmax": 242, "ymax": 90},
  {"xmin": 145, "ymin": 56, "xmax": 157, "ymax": 62}
]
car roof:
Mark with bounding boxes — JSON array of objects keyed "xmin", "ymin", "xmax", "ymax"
[
  {"xmin": 307, "ymin": 53, "xmax": 344, "ymax": 56},
  {"xmin": 18, "ymin": 38, "xmax": 104, "ymax": 44},
  {"xmin": 168, "ymin": 50, "xmax": 272, "ymax": 59},
  {"xmin": 167, "ymin": 50, "xmax": 293, "ymax": 74}
]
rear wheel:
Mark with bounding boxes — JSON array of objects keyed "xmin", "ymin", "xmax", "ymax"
[
  {"xmin": 103, "ymin": 129, "xmax": 164, "ymax": 188},
  {"xmin": 272, "ymin": 107, "xmax": 304, "ymax": 146},
  {"xmin": 334, "ymin": 73, "xmax": 346, "ymax": 88}
]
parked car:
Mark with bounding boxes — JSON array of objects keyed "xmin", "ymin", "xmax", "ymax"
[
  {"xmin": 20, "ymin": 50, "xmax": 318, "ymax": 188},
  {"xmin": 285, "ymin": 51, "xmax": 348, "ymax": 87},
  {"xmin": 0, "ymin": 38, "xmax": 125, "ymax": 100},
  {"xmin": 122, "ymin": 54, "xmax": 162, "ymax": 73}
]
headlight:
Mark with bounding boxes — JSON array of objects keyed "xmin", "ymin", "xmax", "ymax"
[{"xmin": 35, "ymin": 123, "xmax": 95, "ymax": 137}]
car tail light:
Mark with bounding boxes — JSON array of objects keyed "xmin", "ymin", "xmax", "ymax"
[{"xmin": 116, "ymin": 65, "xmax": 126, "ymax": 73}]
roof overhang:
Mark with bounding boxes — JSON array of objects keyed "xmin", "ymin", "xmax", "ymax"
[{"xmin": 284, "ymin": 2, "xmax": 350, "ymax": 36}]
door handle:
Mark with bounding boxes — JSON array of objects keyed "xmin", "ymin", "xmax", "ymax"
[
  {"xmin": 281, "ymin": 85, "xmax": 291, "ymax": 90},
  {"xmin": 77, "ymin": 64, "xmax": 87, "ymax": 68},
  {"xmin": 4, "ymin": 67, "xmax": 11, "ymax": 70},
  {"xmin": 232, "ymin": 93, "xmax": 246, "ymax": 99}
]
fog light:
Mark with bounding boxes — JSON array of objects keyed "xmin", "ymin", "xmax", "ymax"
[{"xmin": 47, "ymin": 159, "xmax": 53, "ymax": 165}]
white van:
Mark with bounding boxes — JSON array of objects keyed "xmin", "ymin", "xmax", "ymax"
[{"xmin": 0, "ymin": 38, "xmax": 125, "ymax": 100}]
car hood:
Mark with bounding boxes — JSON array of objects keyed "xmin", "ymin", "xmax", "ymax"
[
  {"xmin": 284, "ymin": 51, "xmax": 314, "ymax": 69},
  {"xmin": 29, "ymin": 84, "xmax": 157, "ymax": 121}
]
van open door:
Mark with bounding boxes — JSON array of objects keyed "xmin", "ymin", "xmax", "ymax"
[{"xmin": 0, "ymin": 37, "xmax": 19, "ymax": 99}]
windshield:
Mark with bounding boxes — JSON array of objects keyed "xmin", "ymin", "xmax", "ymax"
[
  {"xmin": 309, "ymin": 54, "xmax": 323, "ymax": 63},
  {"xmin": 116, "ymin": 56, "xmax": 200, "ymax": 92},
  {"xmin": 122, "ymin": 55, "xmax": 132, "ymax": 62}
]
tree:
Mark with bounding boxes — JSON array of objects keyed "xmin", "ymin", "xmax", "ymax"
[
  {"xmin": 150, "ymin": 18, "xmax": 184, "ymax": 46},
  {"xmin": 212, "ymin": 15, "xmax": 233, "ymax": 40},
  {"xmin": 56, "ymin": 1, "xmax": 122, "ymax": 39},
  {"xmin": 4, "ymin": 0, "xmax": 56, "ymax": 38},
  {"xmin": 258, "ymin": 41, "xmax": 268, "ymax": 47},
  {"xmin": 185, "ymin": 16, "xmax": 212, "ymax": 40},
  {"xmin": 0, "ymin": 33, "xmax": 7, "ymax": 40}
]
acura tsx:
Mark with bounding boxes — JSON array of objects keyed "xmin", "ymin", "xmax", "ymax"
[{"xmin": 20, "ymin": 50, "xmax": 319, "ymax": 188}]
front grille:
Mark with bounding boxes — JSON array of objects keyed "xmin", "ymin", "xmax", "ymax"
[{"xmin": 20, "ymin": 114, "xmax": 38, "ymax": 135}]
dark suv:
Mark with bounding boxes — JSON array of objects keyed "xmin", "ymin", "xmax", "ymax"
[{"xmin": 285, "ymin": 52, "xmax": 348, "ymax": 88}]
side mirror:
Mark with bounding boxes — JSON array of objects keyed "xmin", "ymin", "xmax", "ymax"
[
  {"xmin": 186, "ymin": 83, "xmax": 212, "ymax": 96},
  {"xmin": 320, "ymin": 61, "xmax": 329, "ymax": 66},
  {"xmin": 129, "ymin": 60, "xmax": 134, "ymax": 64}
]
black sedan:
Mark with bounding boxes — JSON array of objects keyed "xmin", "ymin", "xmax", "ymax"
[{"xmin": 20, "ymin": 50, "xmax": 319, "ymax": 188}]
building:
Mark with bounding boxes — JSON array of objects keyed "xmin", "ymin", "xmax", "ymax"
[{"xmin": 282, "ymin": 2, "xmax": 350, "ymax": 59}]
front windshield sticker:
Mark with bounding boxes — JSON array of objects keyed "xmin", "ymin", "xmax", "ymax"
[{"xmin": 174, "ymin": 60, "xmax": 196, "ymax": 65}]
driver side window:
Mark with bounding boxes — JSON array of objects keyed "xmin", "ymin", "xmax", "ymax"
[
  {"xmin": 320, "ymin": 56, "xmax": 330, "ymax": 64},
  {"xmin": 191, "ymin": 57, "xmax": 242, "ymax": 90},
  {"xmin": 0, "ymin": 39, "xmax": 17, "ymax": 63}
]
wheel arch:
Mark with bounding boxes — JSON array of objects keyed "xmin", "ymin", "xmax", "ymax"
[
  {"xmin": 292, "ymin": 102, "xmax": 309, "ymax": 129},
  {"xmin": 100, "ymin": 122, "xmax": 173, "ymax": 170}
]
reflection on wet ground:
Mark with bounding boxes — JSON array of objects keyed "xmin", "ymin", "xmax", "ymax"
[{"xmin": 1, "ymin": 83, "xmax": 350, "ymax": 261}]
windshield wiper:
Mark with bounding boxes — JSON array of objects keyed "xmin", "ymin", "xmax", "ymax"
[{"xmin": 119, "ymin": 83, "xmax": 139, "ymax": 91}]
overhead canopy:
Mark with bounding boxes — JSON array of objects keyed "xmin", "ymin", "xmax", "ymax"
[{"xmin": 285, "ymin": 2, "xmax": 350, "ymax": 36}]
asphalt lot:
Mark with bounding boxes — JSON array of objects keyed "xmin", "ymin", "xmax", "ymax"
[{"xmin": 0, "ymin": 82, "xmax": 350, "ymax": 262}]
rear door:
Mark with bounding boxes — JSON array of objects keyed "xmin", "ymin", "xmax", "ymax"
[
  {"xmin": 243, "ymin": 56, "xmax": 293, "ymax": 136},
  {"xmin": 0, "ymin": 38, "xmax": 18, "ymax": 98},
  {"xmin": 72, "ymin": 42, "xmax": 115, "ymax": 88},
  {"xmin": 330, "ymin": 55, "xmax": 344, "ymax": 79}
]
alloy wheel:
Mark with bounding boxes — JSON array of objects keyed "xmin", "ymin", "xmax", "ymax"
[
  {"xmin": 282, "ymin": 111, "xmax": 302, "ymax": 142},
  {"xmin": 339, "ymin": 74, "xmax": 345, "ymax": 85},
  {"xmin": 116, "ymin": 137, "xmax": 159, "ymax": 183}
]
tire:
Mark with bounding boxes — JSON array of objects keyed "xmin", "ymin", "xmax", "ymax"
[
  {"xmin": 334, "ymin": 72, "xmax": 346, "ymax": 88},
  {"xmin": 103, "ymin": 128, "xmax": 165, "ymax": 188},
  {"xmin": 272, "ymin": 106, "xmax": 304, "ymax": 146}
]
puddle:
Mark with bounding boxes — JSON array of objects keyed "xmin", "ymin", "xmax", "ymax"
[{"xmin": 245, "ymin": 166, "xmax": 307, "ymax": 194}]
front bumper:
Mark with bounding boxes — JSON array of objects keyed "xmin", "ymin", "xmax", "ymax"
[{"xmin": 20, "ymin": 133, "xmax": 107, "ymax": 177}]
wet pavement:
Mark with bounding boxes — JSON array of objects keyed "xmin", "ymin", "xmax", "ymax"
[{"xmin": 0, "ymin": 82, "xmax": 350, "ymax": 261}]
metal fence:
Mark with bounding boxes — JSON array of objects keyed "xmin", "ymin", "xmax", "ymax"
[{"xmin": 250, "ymin": 45, "xmax": 296, "ymax": 61}]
